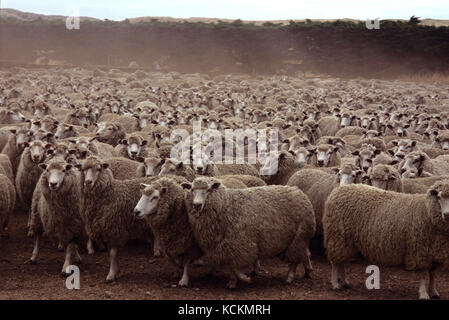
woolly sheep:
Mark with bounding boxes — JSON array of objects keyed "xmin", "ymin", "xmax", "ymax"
[
  {"xmin": 0, "ymin": 173, "xmax": 16, "ymax": 234},
  {"xmin": 1, "ymin": 128, "xmax": 33, "ymax": 176},
  {"xmin": 323, "ymin": 182, "xmax": 449, "ymax": 299},
  {"xmin": 94, "ymin": 122, "xmax": 126, "ymax": 147},
  {"xmin": 134, "ymin": 177, "xmax": 203, "ymax": 287},
  {"xmin": 77, "ymin": 156, "xmax": 155, "ymax": 282},
  {"xmin": 183, "ymin": 177, "xmax": 315, "ymax": 288}
]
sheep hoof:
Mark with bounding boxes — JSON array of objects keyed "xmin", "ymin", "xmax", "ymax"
[
  {"xmin": 26, "ymin": 259, "xmax": 37, "ymax": 265},
  {"xmin": 342, "ymin": 282, "xmax": 352, "ymax": 289},
  {"xmin": 177, "ymin": 279, "xmax": 189, "ymax": 288},
  {"xmin": 106, "ymin": 274, "xmax": 118, "ymax": 283},
  {"xmin": 430, "ymin": 290, "xmax": 440, "ymax": 299},
  {"xmin": 285, "ymin": 278, "xmax": 294, "ymax": 285},
  {"xmin": 60, "ymin": 271, "xmax": 71, "ymax": 278},
  {"xmin": 419, "ymin": 293, "xmax": 431, "ymax": 300},
  {"xmin": 87, "ymin": 249, "xmax": 95, "ymax": 255},
  {"xmin": 57, "ymin": 244, "xmax": 64, "ymax": 252},
  {"xmin": 153, "ymin": 250, "xmax": 162, "ymax": 258},
  {"xmin": 226, "ymin": 281, "xmax": 237, "ymax": 290}
]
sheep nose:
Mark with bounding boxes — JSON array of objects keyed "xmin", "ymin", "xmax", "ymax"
[
  {"xmin": 50, "ymin": 182, "xmax": 57, "ymax": 189},
  {"xmin": 33, "ymin": 155, "xmax": 39, "ymax": 162},
  {"xmin": 193, "ymin": 202, "xmax": 202, "ymax": 209},
  {"xmin": 131, "ymin": 151, "xmax": 138, "ymax": 155},
  {"xmin": 362, "ymin": 166, "xmax": 369, "ymax": 172},
  {"xmin": 443, "ymin": 212, "xmax": 449, "ymax": 221},
  {"xmin": 134, "ymin": 208, "xmax": 141, "ymax": 216},
  {"xmin": 85, "ymin": 180, "xmax": 93, "ymax": 186},
  {"xmin": 317, "ymin": 160, "xmax": 324, "ymax": 167}
]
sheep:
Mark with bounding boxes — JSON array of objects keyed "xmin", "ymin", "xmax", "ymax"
[
  {"xmin": 98, "ymin": 113, "xmax": 139, "ymax": 133},
  {"xmin": 100, "ymin": 157, "xmax": 141, "ymax": 181},
  {"xmin": 158, "ymin": 158, "xmax": 196, "ymax": 181},
  {"xmin": 215, "ymin": 163, "xmax": 260, "ymax": 177},
  {"xmin": 27, "ymin": 158, "xmax": 85, "ymax": 274},
  {"xmin": 306, "ymin": 164, "xmax": 363, "ymax": 235},
  {"xmin": 114, "ymin": 134, "xmax": 149, "ymax": 160},
  {"xmin": 94, "ymin": 122, "xmax": 126, "ymax": 147},
  {"xmin": 318, "ymin": 116, "xmax": 340, "ymax": 136},
  {"xmin": 398, "ymin": 151, "xmax": 449, "ymax": 176},
  {"xmin": 287, "ymin": 168, "xmax": 330, "ymax": 194},
  {"xmin": 260, "ymin": 150, "xmax": 298, "ymax": 185},
  {"xmin": 323, "ymin": 181, "xmax": 449, "ymax": 299},
  {"xmin": 136, "ymin": 156, "xmax": 164, "ymax": 177},
  {"xmin": 365, "ymin": 164, "xmax": 403, "ymax": 192},
  {"xmin": 1, "ymin": 128, "xmax": 33, "ymax": 176},
  {"xmin": 0, "ymin": 174, "xmax": 16, "ymax": 236},
  {"xmin": 69, "ymin": 137, "xmax": 116, "ymax": 159},
  {"xmin": 134, "ymin": 177, "xmax": 203, "ymax": 287},
  {"xmin": 54, "ymin": 123, "xmax": 89, "ymax": 140},
  {"xmin": 289, "ymin": 147, "xmax": 314, "ymax": 168},
  {"xmin": 401, "ymin": 167, "xmax": 433, "ymax": 179},
  {"xmin": 218, "ymin": 174, "xmax": 266, "ymax": 188},
  {"xmin": 0, "ymin": 107, "xmax": 26, "ymax": 124},
  {"xmin": 183, "ymin": 177, "xmax": 315, "ymax": 288},
  {"xmin": 402, "ymin": 176, "xmax": 449, "ymax": 194},
  {"xmin": 77, "ymin": 156, "xmax": 155, "ymax": 282},
  {"xmin": 335, "ymin": 126, "xmax": 364, "ymax": 138},
  {"xmin": 16, "ymin": 140, "xmax": 52, "ymax": 209},
  {"xmin": 432, "ymin": 131, "xmax": 449, "ymax": 150},
  {"xmin": 0, "ymin": 154, "xmax": 14, "ymax": 183},
  {"xmin": 310, "ymin": 144, "xmax": 341, "ymax": 168}
]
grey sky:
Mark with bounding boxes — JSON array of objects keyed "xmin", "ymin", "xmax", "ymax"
[{"xmin": 2, "ymin": 0, "xmax": 448, "ymax": 20}]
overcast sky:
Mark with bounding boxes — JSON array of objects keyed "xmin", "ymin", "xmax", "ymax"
[{"xmin": 2, "ymin": 0, "xmax": 448, "ymax": 20}]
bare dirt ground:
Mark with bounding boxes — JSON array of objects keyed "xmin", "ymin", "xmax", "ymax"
[{"xmin": 1, "ymin": 210, "xmax": 447, "ymax": 300}]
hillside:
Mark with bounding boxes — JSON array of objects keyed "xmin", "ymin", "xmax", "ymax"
[{"xmin": 0, "ymin": 9, "xmax": 448, "ymax": 78}]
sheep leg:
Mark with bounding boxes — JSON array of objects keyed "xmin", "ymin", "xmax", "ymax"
[
  {"xmin": 251, "ymin": 260, "xmax": 262, "ymax": 276},
  {"xmin": 338, "ymin": 264, "xmax": 351, "ymax": 288},
  {"xmin": 106, "ymin": 247, "xmax": 119, "ymax": 282},
  {"xmin": 178, "ymin": 264, "xmax": 190, "ymax": 287},
  {"xmin": 285, "ymin": 263, "xmax": 297, "ymax": 284},
  {"xmin": 29, "ymin": 235, "xmax": 40, "ymax": 264},
  {"xmin": 87, "ymin": 238, "xmax": 95, "ymax": 255},
  {"xmin": 61, "ymin": 243, "xmax": 75, "ymax": 275},
  {"xmin": 234, "ymin": 269, "xmax": 252, "ymax": 284},
  {"xmin": 74, "ymin": 245, "xmax": 83, "ymax": 264},
  {"xmin": 303, "ymin": 249, "xmax": 313, "ymax": 278},
  {"xmin": 57, "ymin": 241, "xmax": 64, "ymax": 252},
  {"xmin": 153, "ymin": 239, "xmax": 162, "ymax": 257},
  {"xmin": 331, "ymin": 263, "xmax": 348, "ymax": 290},
  {"xmin": 419, "ymin": 277, "xmax": 430, "ymax": 300},
  {"xmin": 429, "ymin": 269, "xmax": 440, "ymax": 299},
  {"xmin": 226, "ymin": 273, "xmax": 238, "ymax": 290}
]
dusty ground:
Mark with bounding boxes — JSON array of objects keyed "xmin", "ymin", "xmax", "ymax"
[{"xmin": 0, "ymin": 210, "xmax": 447, "ymax": 300}]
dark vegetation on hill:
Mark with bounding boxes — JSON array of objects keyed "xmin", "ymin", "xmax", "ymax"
[{"xmin": 0, "ymin": 15, "xmax": 448, "ymax": 78}]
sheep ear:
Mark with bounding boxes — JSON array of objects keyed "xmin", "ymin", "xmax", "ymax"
[
  {"xmin": 102, "ymin": 163, "xmax": 109, "ymax": 169},
  {"xmin": 38, "ymin": 163, "xmax": 47, "ymax": 171},
  {"xmin": 352, "ymin": 150, "xmax": 360, "ymax": 156},
  {"xmin": 121, "ymin": 139, "xmax": 128, "ymax": 145},
  {"xmin": 181, "ymin": 182, "xmax": 192, "ymax": 190},
  {"xmin": 177, "ymin": 161, "xmax": 184, "ymax": 169},
  {"xmin": 209, "ymin": 181, "xmax": 221, "ymax": 191},
  {"xmin": 428, "ymin": 189, "xmax": 438, "ymax": 197},
  {"xmin": 69, "ymin": 149, "xmax": 77, "ymax": 155},
  {"xmin": 331, "ymin": 167, "xmax": 339, "ymax": 174},
  {"xmin": 141, "ymin": 140, "xmax": 148, "ymax": 146},
  {"xmin": 161, "ymin": 187, "xmax": 167, "ymax": 195},
  {"xmin": 140, "ymin": 183, "xmax": 149, "ymax": 190},
  {"xmin": 411, "ymin": 141, "xmax": 417, "ymax": 147},
  {"xmin": 391, "ymin": 140, "xmax": 399, "ymax": 146},
  {"xmin": 10, "ymin": 129, "xmax": 17, "ymax": 134},
  {"xmin": 387, "ymin": 149, "xmax": 395, "ymax": 156},
  {"xmin": 136, "ymin": 156, "xmax": 145, "ymax": 163},
  {"xmin": 374, "ymin": 149, "xmax": 381, "ymax": 155},
  {"xmin": 390, "ymin": 159, "xmax": 399, "ymax": 165},
  {"xmin": 65, "ymin": 164, "xmax": 72, "ymax": 171},
  {"xmin": 46, "ymin": 149, "xmax": 54, "ymax": 155}
]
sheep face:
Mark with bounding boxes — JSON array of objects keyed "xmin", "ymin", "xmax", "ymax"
[
  {"xmin": 13, "ymin": 129, "xmax": 33, "ymax": 150},
  {"xmin": 399, "ymin": 152, "xmax": 427, "ymax": 174},
  {"xmin": 315, "ymin": 145, "xmax": 338, "ymax": 167},
  {"xmin": 28, "ymin": 119, "xmax": 41, "ymax": 133},
  {"xmin": 428, "ymin": 183, "xmax": 449, "ymax": 222},
  {"xmin": 25, "ymin": 141, "xmax": 50, "ymax": 164},
  {"xmin": 192, "ymin": 154, "xmax": 212, "ymax": 175},
  {"xmin": 188, "ymin": 178, "xmax": 221, "ymax": 212},
  {"xmin": 260, "ymin": 151, "xmax": 280, "ymax": 175},
  {"xmin": 3, "ymin": 108, "xmax": 25, "ymax": 123},
  {"xmin": 39, "ymin": 161, "xmax": 72, "ymax": 191},
  {"xmin": 367, "ymin": 165, "xmax": 399, "ymax": 190},
  {"xmin": 55, "ymin": 124, "xmax": 75, "ymax": 140},
  {"xmin": 335, "ymin": 165, "xmax": 363, "ymax": 186},
  {"xmin": 33, "ymin": 105, "xmax": 49, "ymax": 118},
  {"xmin": 137, "ymin": 157, "xmax": 163, "ymax": 177},
  {"xmin": 81, "ymin": 160, "xmax": 109, "ymax": 189},
  {"xmin": 134, "ymin": 185, "xmax": 162, "ymax": 219},
  {"xmin": 360, "ymin": 116, "xmax": 376, "ymax": 130},
  {"xmin": 69, "ymin": 111, "xmax": 89, "ymax": 128},
  {"xmin": 339, "ymin": 112, "xmax": 355, "ymax": 128},
  {"xmin": 121, "ymin": 136, "xmax": 147, "ymax": 159},
  {"xmin": 290, "ymin": 147, "xmax": 312, "ymax": 168},
  {"xmin": 95, "ymin": 122, "xmax": 118, "ymax": 141},
  {"xmin": 391, "ymin": 139, "xmax": 417, "ymax": 159},
  {"xmin": 159, "ymin": 159, "xmax": 183, "ymax": 176},
  {"xmin": 353, "ymin": 146, "xmax": 379, "ymax": 172}
]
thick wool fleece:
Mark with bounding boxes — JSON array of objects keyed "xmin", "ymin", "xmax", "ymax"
[
  {"xmin": 79, "ymin": 158, "xmax": 154, "ymax": 248},
  {"xmin": 142, "ymin": 177, "xmax": 202, "ymax": 267},
  {"xmin": 402, "ymin": 176, "xmax": 449, "ymax": 194},
  {"xmin": 218, "ymin": 174, "xmax": 266, "ymax": 188},
  {"xmin": 287, "ymin": 168, "xmax": 329, "ymax": 194},
  {"xmin": 35, "ymin": 159, "xmax": 86, "ymax": 246},
  {"xmin": 103, "ymin": 157, "xmax": 140, "ymax": 180},
  {"xmin": 186, "ymin": 178, "xmax": 316, "ymax": 269},
  {"xmin": 0, "ymin": 174, "xmax": 15, "ymax": 229},
  {"xmin": 323, "ymin": 183, "xmax": 449, "ymax": 271}
]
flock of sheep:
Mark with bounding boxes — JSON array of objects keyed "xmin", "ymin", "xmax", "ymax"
[{"xmin": 1, "ymin": 67, "xmax": 449, "ymax": 299}]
